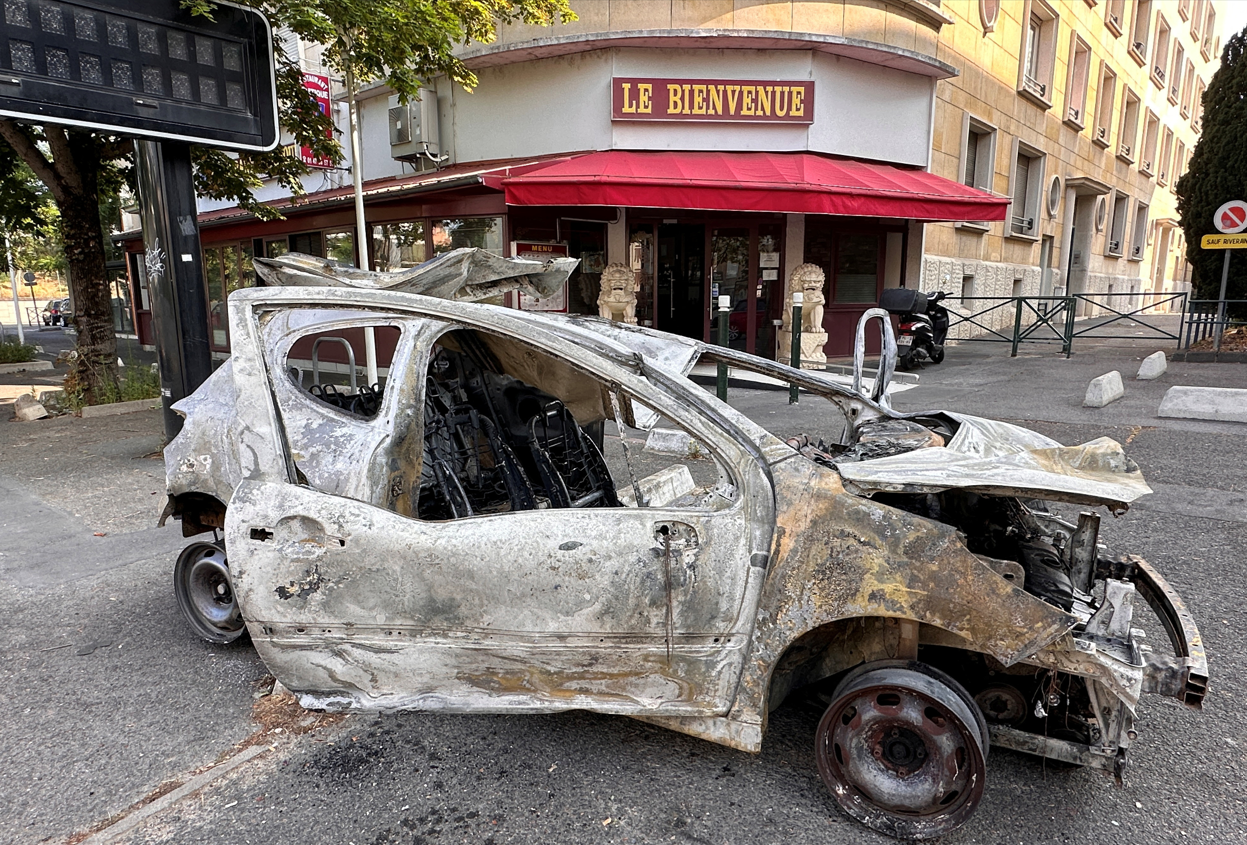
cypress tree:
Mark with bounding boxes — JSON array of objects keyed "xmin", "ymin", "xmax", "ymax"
[{"xmin": 1176, "ymin": 27, "xmax": 1247, "ymax": 308}]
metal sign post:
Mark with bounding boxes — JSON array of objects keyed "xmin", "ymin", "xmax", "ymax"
[
  {"xmin": 135, "ymin": 141, "xmax": 213, "ymax": 434},
  {"xmin": 1206, "ymin": 201, "xmax": 1247, "ymax": 354}
]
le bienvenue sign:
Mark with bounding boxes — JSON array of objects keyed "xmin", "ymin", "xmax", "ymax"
[{"xmin": 611, "ymin": 77, "xmax": 815, "ymax": 124}]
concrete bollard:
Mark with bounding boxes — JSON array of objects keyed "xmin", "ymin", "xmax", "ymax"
[
  {"xmin": 1084, "ymin": 371, "xmax": 1125, "ymax": 408},
  {"xmin": 1136, "ymin": 351, "xmax": 1167, "ymax": 380},
  {"xmin": 13, "ymin": 393, "xmax": 48, "ymax": 421}
]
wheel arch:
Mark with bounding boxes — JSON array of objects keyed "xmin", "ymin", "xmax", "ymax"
[{"xmin": 160, "ymin": 492, "xmax": 227, "ymax": 538}]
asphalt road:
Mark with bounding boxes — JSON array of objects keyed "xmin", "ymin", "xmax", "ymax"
[{"xmin": 1, "ymin": 336, "xmax": 1244, "ymax": 845}]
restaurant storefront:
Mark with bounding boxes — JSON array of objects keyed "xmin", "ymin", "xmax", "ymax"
[{"xmin": 122, "ymin": 27, "xmax": 1009, "ymax": 361}]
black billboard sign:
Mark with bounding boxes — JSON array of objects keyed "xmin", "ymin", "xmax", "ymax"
[{"xmin": 0, "ymin": 0, "xmax": 278, "ymax": 151}]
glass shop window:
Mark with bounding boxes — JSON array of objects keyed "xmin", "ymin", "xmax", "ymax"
[
  {"xmin": 415, "ymin": 327, "xmax": 735, "ymax": 520},
  {"xmin": 324, "ymin": 229, "xmax": 357, "ymax": 266},
  {"xmin": 432, "ymin": 217, "xmax": 503, "ymax": 256},
  {"xmin": 833, "ymin": 233, "xmax": 881, "ymax": 304},
  {"xmin": 202, "ymin": 242, "xmax": 255, "ymax": 351},
  {"xmin": 371, "ymin": 221, "xmax": 428, "ymax": 271}
]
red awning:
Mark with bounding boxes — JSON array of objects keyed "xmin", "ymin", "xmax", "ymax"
[{"xmin": 495, "ymin": 150, "xmax": 1009, "ymax": 222}]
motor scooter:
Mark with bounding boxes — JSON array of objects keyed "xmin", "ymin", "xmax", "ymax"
[{"xmin": 879, "ymin": 288, "xmax": 950, "ymax": 370}]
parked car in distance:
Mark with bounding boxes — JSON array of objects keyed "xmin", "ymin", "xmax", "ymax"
[
  {"xmin": 41, "ymin": 298, "xmax": 69, "ymax": 326},
  {"xmin": 160, "ymin": 251, "xmax": 1206, "ymax": 840}
]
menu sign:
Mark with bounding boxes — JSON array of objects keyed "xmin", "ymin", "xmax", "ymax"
[
  {"xmin": 514, "ymin": 241, "xmax": 570, "ymax": 312},
  {"xmin": 612, "ymin": 77, "xmax": 815, "ymax": 124}
]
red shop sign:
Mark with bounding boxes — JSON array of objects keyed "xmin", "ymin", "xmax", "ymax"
[{"xmin": 611, "ymin": 77, "xmax": 814, "ymax": 124}]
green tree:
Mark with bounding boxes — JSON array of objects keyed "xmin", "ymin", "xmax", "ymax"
[
  {"xmin": 1176, "ymin": 26, "xmax": 1247, "ymax": 307},
  {"xmin": 0, "ymin": 0, "xmax": 573, "ymax": 403}
]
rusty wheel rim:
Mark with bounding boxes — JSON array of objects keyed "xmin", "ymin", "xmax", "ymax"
[{"xmin": 816, "ymin": 665, "xmax": 987, "ymax": 839}]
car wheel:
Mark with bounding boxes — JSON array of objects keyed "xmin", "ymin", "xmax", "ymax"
[
  {"xmin": 174, "ymin": 541, "xmax": 247, "ymax": 644},
  {"xmin": 815, "ymin": 662, "xmax": 987, "ymax": 840}
]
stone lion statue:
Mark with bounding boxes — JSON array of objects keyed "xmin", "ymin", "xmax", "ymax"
[
  {"xmin": 597, "ymin": 262, "xmax": 637, "ymax": 324},
  {"xmin": 782, "ymin": 263, "xmax": 826, "ymax": 334}
]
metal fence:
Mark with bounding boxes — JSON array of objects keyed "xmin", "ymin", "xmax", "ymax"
[
  {"xmin": 1179, "ymin": 300, "xmax": 1247, "ymax": 349},
  {"xmin": 945, "ymin": 291, "xmax": 1194, "ymax": 357}
]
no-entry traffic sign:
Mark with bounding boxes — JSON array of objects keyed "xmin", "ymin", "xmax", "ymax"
[{"xmin": 1214, "ymin": 200, "xmax": 1247, "ymax": 234}]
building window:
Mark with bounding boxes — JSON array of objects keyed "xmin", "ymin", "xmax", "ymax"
[
  {"xmin": 1131, "ymin": 202, "xmax": 1149, "ymax": 261},
  {"xmin": 1009, "ymin": 142, "xmax": 1045, "ymax": 238},
  {"xmin": 289, "ymin": 231, "xmax": 324, "ymax": 257},
  {"xmin": 1181, "ymin": 58, "xmax": 1195, "ymax": 117},
  {"xmin": 1158, "ymin": 127, "xmax": 1174, "ymax": 186},
  {"xmin": 1178, "ymin": 0, "xmax": 1190, "ymax": 21},
  {"xmin": 323, "ymin": 229, "xmax": 357, "ymax": 266},
  {"xmin": 1152, "ymin": 15, "xmax": 1170, "ymax": 89},
  {"xmin": 960, "ymin": 275, "xmax": 976, "ymax": 306},
  {"xmin": 1140, "ymin": 110, "xmax": 1159, "ymax": 175},
  {"xmin": 980, "ymin": 0, "xmax": 1000, "ymax": 33},
  {"xmin": 1118, "ymin": 88, "xmax": 1140, "ymax": 162},
  {"xmin": 961, "ymin": 116, "xmax": 996, "ymax": 191},
  {"xmin": 1169, "ymin": 42, "xmax": 1184, "ymax": 103},
  {"xmin": 1202, "ymin": 6, "xmax": 1215, "ymax": 59},
  {"xmin": 1106, "ymin": 0, "xmax": 1125, "ymax": 36},
  {"xmin": 1129, "ymin": 0, "xmax": 1152, "ymax": 65},
  {"xmin": 1018, "ymin": 0, "xmax": 1058, "ymax": 106},
  {"xmin": 263, "ymin": 238, "xmax": 289, "ymax": 258},
  {"xmin": 433, "ymin": 217, "xmax": 504, "ymax": 255},
  {"xmin": 1094, "ymin": 62, "xmax": 1117, "ymax": 147},
  {"xmin": 1065, "ymin": 34, "xmax": 1092, "ymax": 127},
  {"xmin": 1175, "ymin": 140, "xmax": 1186, "ymax": 181},
  {"xmin": 1107, "ymin": 192, "xmax": 1129, "ymax": 257},
  {"xmin": 1191, "ymin": 0, "xmax": 1204, "ymax": 41},
  {"xmin": 1192, "ymin": 79, "xmax": 1205, "ymax": 132},
  {"xmin": 202, "ymin": 242, "xmax": 255, "ymax": 352},
  {"xmin": 371, "ymin": 221, "xmax": 427, "ymax": 271}
]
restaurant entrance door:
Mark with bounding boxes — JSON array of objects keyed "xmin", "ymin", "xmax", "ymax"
[{"xmin": 628, "ymin": 217, "xmax": 783, "ymax": 358}]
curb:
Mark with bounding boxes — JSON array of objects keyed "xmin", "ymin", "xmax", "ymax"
[
  {"xmin": 79, "ymin": 397, "xmax": 162, "ymax": 418},
  {"xmin": 1170, "ymin": 351, "xmax": 1247, "ymax": 363},
  {"xmin": 0, "ymin": 360, "xmax": 54, "ymax": 374}
]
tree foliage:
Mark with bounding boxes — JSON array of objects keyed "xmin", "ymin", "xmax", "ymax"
[
  {"xmin": 0, "ymin": 0, "xmax": 574, "ymax": 402},
  {"xmin": 1176, "ymin": 26, "xmax": 1247, "ymax": 304}
]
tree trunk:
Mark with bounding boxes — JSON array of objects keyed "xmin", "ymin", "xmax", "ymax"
[{"xmin": 59, "ymin": 188, "xmax": 118, "ymax": 403}]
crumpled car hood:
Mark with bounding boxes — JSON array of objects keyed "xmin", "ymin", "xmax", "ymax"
[
  {"xmin": 836, "ymin": 413, "xmax": 1152, "ymax": 509},
  {"xmin": 253, "ymin": 248, "xmax": 579, "ymax": 302}
]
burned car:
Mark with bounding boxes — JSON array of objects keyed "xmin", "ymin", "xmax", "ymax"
[{"xmin": 162, "ymin": 251, "xmax": 1205, "ymax": 839}]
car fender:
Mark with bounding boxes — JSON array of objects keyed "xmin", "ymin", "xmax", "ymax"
[{"xmin": 726, "ymin": 456, "xmax": 1077, "ymax": 737}]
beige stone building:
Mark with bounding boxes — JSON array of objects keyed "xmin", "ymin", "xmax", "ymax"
[{"xmin": 925, "ymin": 0, "xmax": 1226, "ymax": 321}]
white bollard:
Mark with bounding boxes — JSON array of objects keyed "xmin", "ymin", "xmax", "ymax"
[{"xmin": 1084, "ymin": 371, "xmax": 1125, "ymax": 407}]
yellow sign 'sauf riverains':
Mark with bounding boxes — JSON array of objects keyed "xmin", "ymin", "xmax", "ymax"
[{"xmin": 1201, "ymin": 233, "xmax": 1247, "ymax": 249}]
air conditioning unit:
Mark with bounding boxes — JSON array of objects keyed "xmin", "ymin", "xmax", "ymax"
[{"xmin": 388, "ymin": 91, "xmax": 440, "ymax": 161}]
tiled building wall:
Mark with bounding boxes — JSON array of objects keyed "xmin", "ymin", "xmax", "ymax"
[{"xmin": 924, "ymin": 0, "xmax": 1223, "ymax": 319}]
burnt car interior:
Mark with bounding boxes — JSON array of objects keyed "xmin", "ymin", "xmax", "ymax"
[{"xmin": 283, "ymin": 320, "xmax": 733, "ymax": 521}]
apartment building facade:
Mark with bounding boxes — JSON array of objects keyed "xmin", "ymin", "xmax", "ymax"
[{"xmin": 924, "ymin": 0, "xmax": 1224, "ymax": 316}]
